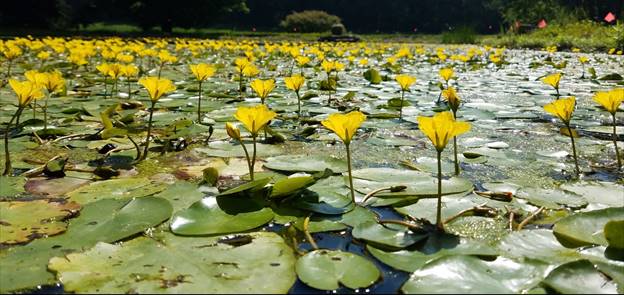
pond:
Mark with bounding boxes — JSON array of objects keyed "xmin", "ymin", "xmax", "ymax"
[{"xmin": 0, "ymin": 38, "xmax": 623, "ymax": 294}]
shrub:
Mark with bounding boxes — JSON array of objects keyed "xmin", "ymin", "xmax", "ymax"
[
  {"xmin": 280, "ymin": 10, "xmax": 341, "ymax": 33},
  {"xmin": 442, "ymin": 26, "xmax": 477, "ymax": 44},
  {"xmin": 331, "ymin": 23, "xmax": 346, "ymax": 36}
]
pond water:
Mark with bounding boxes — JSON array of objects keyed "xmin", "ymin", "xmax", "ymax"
[{"xmin": 1, "ymin": 38, "xmax": 623, "ymax": 294}]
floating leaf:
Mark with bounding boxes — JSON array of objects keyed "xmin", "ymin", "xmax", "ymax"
[
  {"xmin": 542, "ymin": 260, "xmax": 618, "ymax": 294},
  {"xmin": 270, "ymin": 176, "xmax": 315, "ymax": 198},
  {"xmin": 264, "ymin": 155, "xmax": 347, "ymax": 173},
  {"xmin": 66, "ymin": 178, "xmax": 166, "ymax": 205},
  {"xmin": 352, "ymin": 220, "xmax": 425, "ymax": 250},
  {"xmin": 0, "ymin": 200, "xmax": 80, "ymax": 244},
  {"xmin": 553, "ymin": 207, "xmax": 624, "ymax": 248},
  {"xmin": 295, "ymin": 250, "xmax": 380, "ymax": 290},
  {"xmin": 49, "ymin": 232, "xmax": 296, "ymax": 293}
]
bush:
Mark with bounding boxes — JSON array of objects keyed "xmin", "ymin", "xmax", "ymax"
[
  {"xmin": 280, "ymin": 10, "xmax": 341, "ymax": 33},
  {"xmin": 442, "ymin": 26, "xmax": 477, "ymax": 44},
  {"xmin": 331, "ymin": 23, "xmax": 346, "ymax": 36}
]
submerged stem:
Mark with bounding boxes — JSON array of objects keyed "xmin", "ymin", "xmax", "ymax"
[{"xmin": 566, "ymin": 124, "xmax": 580, "ymax": 176}]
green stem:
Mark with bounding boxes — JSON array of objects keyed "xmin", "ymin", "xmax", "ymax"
[
  {"xmin": 346, "ymin": 142, "xmax": 356, "ymax": 203},
  {"xmin": 613, "ymin": 113, "xmax": 621, "ymax": 170},
  {"xmin": 566, "ymin": 124, "xmax": 580, "ymax": 176},
  {"xmin": 436, "ymin": 149, "xmax": 444, "ymax": 230},
  {"xmin": 44, "ymin": 92, "xmax": 50, "ymax": 131},
  {"xmin": 399, "ymin": 90, "xmax": 404, "ymax": 120},
  {"xmin": 6, "ymin": 60, "xmax": 12, "ymax": 80},
  {"xmin": 197, "ymin": 81, "xmax": 203, "ymax": 122},
  {"xmin": 452, "ymin": 110, "xmax": 459, "ymax": 175},
  {"xmin": 239, "ymin": 139, "xmax": 253, "ymax": 180},
  {"xmin": 141, "ymin": 101, "xmax": 156, "ymax": 161},
  {"xmin": 296, "ymin": 91, "xmax": 301, "ymax": 119},
  {"xmin": 32, "ymin": 101, "xmax": 37, "ymax": 119},
  {"xmin": 157, "ymin": 63, "xmax": 163, "ymax": 79},
  {"xmin": 251, "ymin": 135, "xmax": 257, "ymax": 180},
  {"xmin": 239, "ymin": 72, "xmax": 244, "ymax": 99},
  {"xmin": 103, "ymin": 76, "xmax": 108, "ymax": 99},
  {"xmin": 112, "ymin": 80, "xmax": 117, "ymax": 99},
  {"xmin": 127, "ymin": 80, "xmax": 132, "ymax": 99},
  {"xmin": 128, "ymin": 135, "xmax": 141, "ymax": 160},
  {"xmin": 3, "ymin": 107, "xmax": 23, "ymax": 176}
]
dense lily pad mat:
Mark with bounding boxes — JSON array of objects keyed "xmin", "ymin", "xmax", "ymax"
[
  {"xmin": 48, "ymin": 232, "xmax": 296, "ymax": 293},
  {"xmin": 0, "ymin": 197, "xmax": 172, "ymax": 293},
  {"xmin": 0, "ymin": 199, "xmax": 80, "ymax": 244}
]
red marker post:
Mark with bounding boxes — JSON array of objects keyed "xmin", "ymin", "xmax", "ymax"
[
  {"xmin": 604, "ymin": 12, "xmax": 616, "ymax": 23},
  {"xmin": 538, "ymin": 19, "xmax": 547, "ymax": 29}
]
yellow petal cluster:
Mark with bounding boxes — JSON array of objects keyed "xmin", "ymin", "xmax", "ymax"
[
  {"xmin": 395, "ymin": 74, "xmax": 416, "ymax": 91},
  {"xmin": 418, "ymin": 112, "xmax": 471, "ymax": 151},
  {"xmin": 544, "ymin": 96, "xmax": 576, "ymax": 124},
  {"xmin": 9, "ymin": 79, "xmax": 45, "ymax": 107},
  {"xmin": 442, "ymin": 86, "xmax": 461, "ymax": 112},
  {"xmin": 138, "ymin": 77, "xmax": 176, "ymax": 102},
  {"xmin": 593, "ymin": 89, "xmax": 623, "ymax": 115},
  {"xmin": 439, "ymin": 68, "xmax": 455, "ymax": 82},
  {"xmin": 284, "ymin": 74, "xmax": 305, "ymax": 92},
  {"xmin": 250, "ymin": 79, "xmax": 275, "ymax": 99},
  {"xmin": 541, "ymin": 73, "xmax": 562, "ymax": 90},
  {"xmin": 234, "ymin": 104, "xmax": 278, "ymax": 136},
  {"xmin": 321, "ymin": 111, "xmax": 367, "ymax": 145},
  {"xmin": 189, "ymin": 63, "xmax": 216, "ymax": 81}
]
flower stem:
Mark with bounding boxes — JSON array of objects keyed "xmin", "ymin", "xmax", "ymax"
[
  {"xmin": 612, "ymin": 113, "xmax": 621, "ymax": 170},
  {"xmin": 566, "ymin": 124, "xmax": 580, "ymax": 176},
  {"xmin": 346, "ymin": 143, "xmax": 356, "ymax": 203},
  {"xmin": 296, "ymin": 91, "xmax": 301, "ymax": 119},
  {"xmin": 436, "ymin": 149, "xmax": 444, "ymax": 230},
  {"xmin": 43, "ymin": 92, "xmax": 50, "ymax": 131},
  {"xmin": 127, "ymin": 80, "xmax": 132, "ymax": 99},
  {"xmin": 239, "ymin": 73, "xmax": 243, "ymax": 99},
  {"xmin": 251, "ymin": 135, "xmax": 257, "ymax": 180},
  {"xmin": 197, "ymin": 81, "xmax": 203, "ymax": 122},
  {"xmin": 3, "ymin": 107, "xmax": 23, "ymax": 176},
  {"xmin": 141, "ymin": 101, "xmax": 156, "ymax": 161},
  {"xmin": 238, "ymin": 138, "xmax": 253, "ymax": 180},
  {"xmin": 452, "ymin": 110, "xmax": 459, "ymax": 175},
  {"xmin": 399, "ymin": 90, "xmax": 404, "ymax": 120}
]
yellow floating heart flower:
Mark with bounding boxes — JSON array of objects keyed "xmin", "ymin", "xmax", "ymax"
[
  {"xmin": 593, "ymin": 89, "xmax": 624, "ymax": 115},
  {"xmin": 24, "ymin": 70, "xmax": 48, "ymax": 87},
  {"xmin": 418, "ymin": 111, "xmax": 471, "ymax": 152},
  {"xmin": 296, "ymin": 56, "xmax": 310, "ymax": 66},
  {"xmin": 321, "ymin": 59, "xmax": 335, "ymax": 73},
  {"xmin": 439, "ymin": 68, "xmax": 455, "ymax": 83},
  {"xmin": 578, "ymin": 56, "xmax": 589, "ymax": 64},
  {"xmin": 96, "ymin": 63, "xmax": 111, "ymax": 76},
  {"xmin": 250, "ymin": 79, "xmax": 275, "ymax": 102},
  {"xmin": 242, "ymin": 64, "xmax": 260, "ymax": 77},
  {"xmin": 225, "ymin": 122, "xmax": 241, "ymax": 141},
  {"xmin": 189, "ymin": 63, "xmax": 216, "ymax": 81},
  {"xmin": 395, "ymin": 75, "xmax": 416, "ymax": 91},
  {"xmin": 321, "ymin": 111, "xmax": 367, "ymax": 145},
  {"xmin": 541, "ymin": 73, "xmax": 562, "ymax": 94},
  {"xmin": 121, "ymin": 64, "xmax": 139, "ymax": 78},
  {"xmin": 544, "ymin": 96, "xmax": 575, "ymax": 124},
  {"xmin": 9, "ymin": 79, "xmax": 45, "ymax": 107},
  {"xmin": 234, "ymin": 104, "xmax": 278, "ymax": 136},
  {"xmin": 138, "ymin": 76, "xmax": 176, "ymax": 102},
  {"xmin": 442, "ymin": 86, "xmax": 461, "ymax": 113},
  {"xmin": 285, "ymin": 74, "xmax": 305, "ymax": 92},
  {"xmin": 42, "ymin": 71, "xmax": 65, "ymax": 94}
]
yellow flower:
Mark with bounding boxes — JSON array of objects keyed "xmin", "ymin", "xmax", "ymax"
[
  {"xmin": 225, "ymin": 122, "xmax": 241, "ymax": 140},
  {"xmin": 24, "ymin": 70, "xmax": 48, "ymax": 87},
  {"xmin": 234, "ymin": 104, "xmax": 278, "ymax": 136},
  {"xmin": 138, "ymin": 77, "xmax": 176, "ymax": 102},
  {"xmin": 250, "ymin": 79, "xmax": 275, "ymax": 99},
  {"xmin": 284, "ymin": 74, "xmax": 305, "ymax": 92},
  {"xmin": 121, "ymin": 64, "xmax": 139, "ymax": 78},
  {"xmin": 9, "ymin": 79, "xmax": 45, "ymax": 107},
  {"xmin": 189, "ymin": 63, "xmax": 216, "ymax": 81},
  {"xmin": 242, "ymin": 64, "xmax": 260, "ymax": 77},
  {"xmin": 321, "ymin": 111, "xmax": 367, "ymax": 145},
  {"xmin": 107, "ymin": 63, "xmax": 123, "ymax": 79},
  {"xmin": 234, "ymin": 57, "xmax": 250, "ymax": 73},
  {"xmin": 544, "ymin": 96, "xmax": 576, "ymax": 124},
  {"xmin": 296, "ymin": 56, "xmax": 310, "ymax": 66},
  {"xmin": 418, "ymin": 112, "xmax": 471, "ymax": 151},
  {"xmin": 578, "ymin": 56, "xmax": 589, "ymax": 64},
  {"xmin": 97, "ymin": 63, "xmax": 111, "ymax": 76},
  {"xmin": 541, "ymin": 73, "xmax": 562, "ymax": 90},
  {"xmin": 395, "ymin": 74, "xmax": 416, "ymax": 91},
  {"xmin": 37, "ymin": 51, "xmax": 51, "ymax": 60},
  {"xmin": 42, "ymin": 71, "xmax": 65, "ymax": 94},
  {"xmin": 593, "ymin": 89, "xmax": 624, "ymax": 115},
  {"xmin": 321, "ymin": 59, "xmax": 334, "ymax": 73},
  {"xmin": 442, "ymin": 86, "xmax": 460, "ymax": 112},
  {"xmin": 439, "ymin": 68, "xmax": 455, "ymax": 82}
]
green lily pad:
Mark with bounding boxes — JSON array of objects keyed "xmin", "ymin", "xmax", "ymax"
[
  {"xmin": 604, "ymin": 220, "xmax": 624, "ymax": 249},
  {"xmin": 542, "ymin": 260, "xmax": 618, "ymax": 294},
  {"xmin": 48, "ymin": 232, "xmax": 296, "ymax": 294},
  {"xmin": 264, "ymin": 155, "xmax": 347, "ymax": 173},
  {"xmin": 560, "ymin": 182, "xmax": 624, "ymax": 206},
  {"xmin": 0, "ymin": 197, "xmax": 172, "ymax": 293},
  {"xmin": 515, "ymin": 187, "xmax": 588, "ymax": 209},
  {"xmin": 218, "ymin": 178, "xmax": 270, "ymax": 197},
  {"xmin": 352, "ymin": 220, "xmax": 426, "ymax": 250},
  {"xmin": 195, "ymin": 141, "xmax": 283, "ymax": 158},
  {"xmin": 66, "ymin": 178, "xmax": 166, "ymax": 205},
  {"xmin": 293, "ymin": 176, "xmax": 354, "ymax": 215},
  {"xmin": 446, "ymin": 216, "xmax": 509, "ymax": 245},
  {"xmin": 295, "ymin": 250, "xmax": 380, "ymax": 290},
  {"xmin": 270, "ymin": 176, "xmax": 315, "ymax": 198},
  {"xmin": 170, "ymin": 197, "xmax": 274, "ymax": 236},
  {"xmin": 0, "ymin": 176, "xmax": 25, "ymax": 197},
  {"xmin": 400, "ymin": 255, "xmax": 549, "ymax": 294},
  {"xmin": 0, "ymin": 200, "xmax": 81, "ymax": 244},
  {"xmin": 368, "ymin": 238, "xmax": 498, "ymax": 272},
  {"xmin": 153, "ymin": 181, "xmax": 205, "ymax": 212},
  {"xmin": 553, "ymin": 207, "xmax": 624, "ymax": 248}
]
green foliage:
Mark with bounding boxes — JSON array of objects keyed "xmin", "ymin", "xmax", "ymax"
[
  {"xmin": 280, "ymin": 10, "xmax": 341, "ymax": 33},
  {"xmin": 442, "ymin": 26, "xmax": 477, "ymax": 44},
  {"xmin": 483, "ymin": 21, "xmax": 619, "ymax": 51}
]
